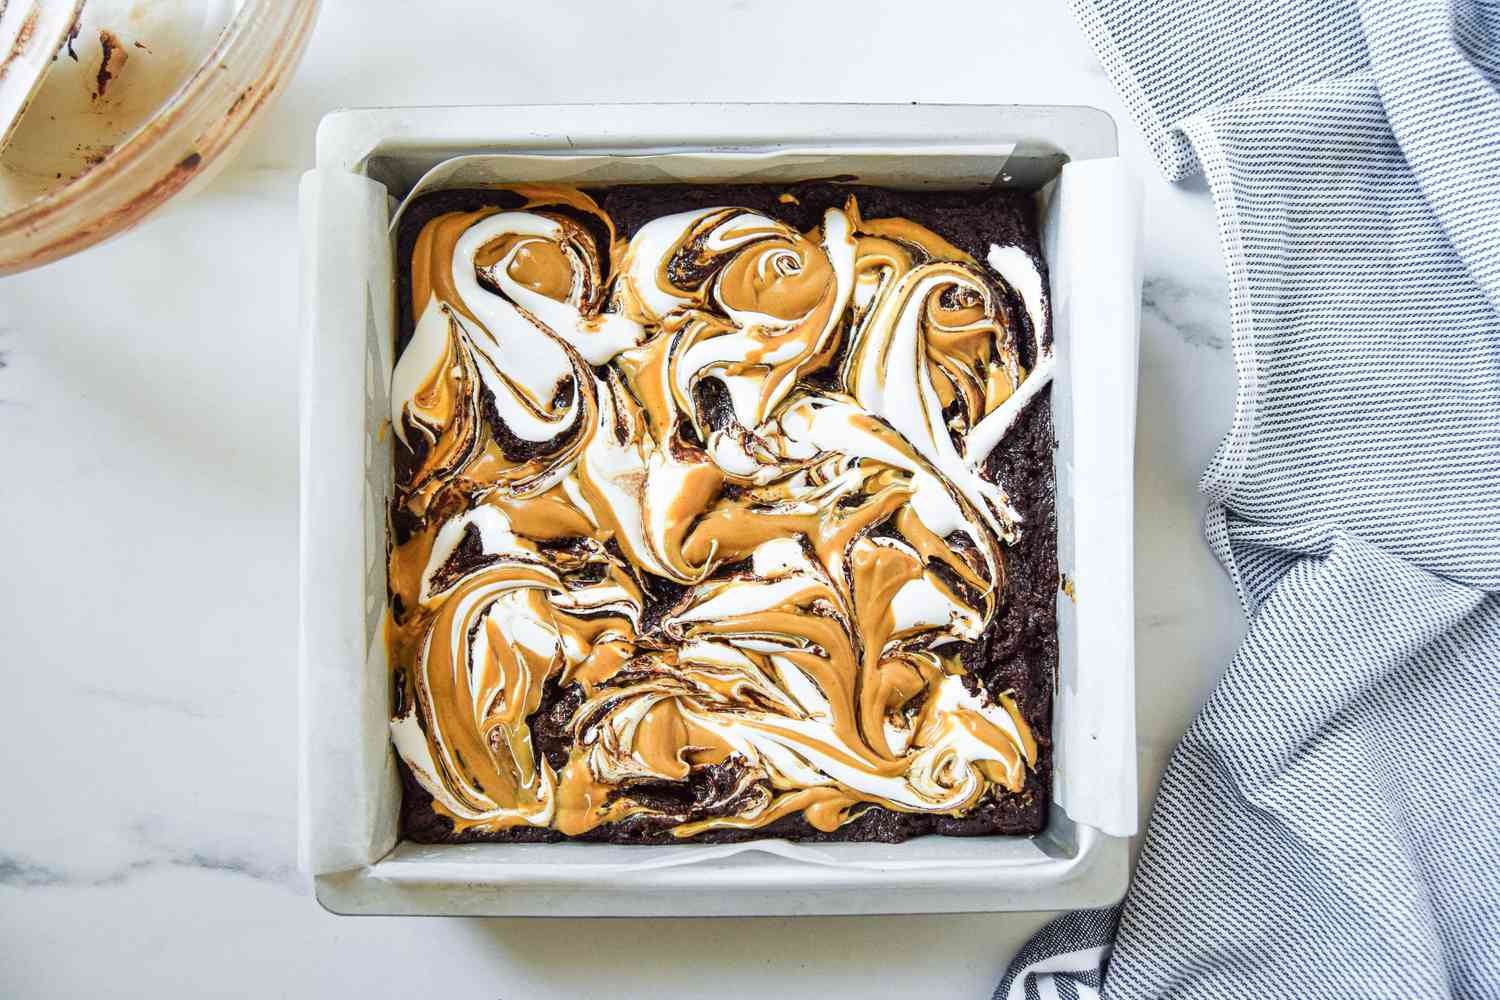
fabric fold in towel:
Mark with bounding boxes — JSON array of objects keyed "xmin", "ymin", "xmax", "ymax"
[{"xmin": 1000, "ymin": 0, "xmax": 1500, "ymax": 997}]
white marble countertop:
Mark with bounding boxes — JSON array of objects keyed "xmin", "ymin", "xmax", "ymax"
[{"xmin": 0, "ymin": 1, "xmax": 1243, "ymax": 995}]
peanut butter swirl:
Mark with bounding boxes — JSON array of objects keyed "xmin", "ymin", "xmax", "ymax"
[{"xmin": 388, "ymin": 186, "xmax": 1054, "ymax": 838}]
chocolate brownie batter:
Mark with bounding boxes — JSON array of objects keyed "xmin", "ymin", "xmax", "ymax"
[{"xmin": 390, "ymin": 182, "xmax": 1056, "ymax": 844}]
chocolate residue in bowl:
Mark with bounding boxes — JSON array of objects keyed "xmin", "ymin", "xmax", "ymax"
[{"xmin": 92, "ymin": 28, "xmax": 126, "ymax": 100}]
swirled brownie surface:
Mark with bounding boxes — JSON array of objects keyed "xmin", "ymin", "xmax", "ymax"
[{"xmin": 387, "ymin": 182, "xmax": 1057, "ymax": 844}]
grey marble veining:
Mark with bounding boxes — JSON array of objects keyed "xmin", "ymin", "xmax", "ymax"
[
  {"xmin": 0, "ymin": 857, "xmax": 68, "ymax": 889},
  {"xmin": 77, "ymin": 684, "xmax": 221, "ymax": 720},
  {"xmin": 0, "ymin": 851, "xmax": 297, "ymax": 891},
  {"xmin": 1142, "ymin": 273, "xmax": 1231, "ymax": 350}
]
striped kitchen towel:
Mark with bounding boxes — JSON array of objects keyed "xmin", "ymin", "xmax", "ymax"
[{"xmin": 999, "ymin": 1, "xmax": 1500, "ymax": 998}]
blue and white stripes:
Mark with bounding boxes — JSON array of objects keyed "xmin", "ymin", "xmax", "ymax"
[{"xmin": 1000, "ymin": 0, "xmax": 1500, "ymax": 996}]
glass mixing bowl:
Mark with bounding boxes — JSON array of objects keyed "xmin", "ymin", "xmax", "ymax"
[{"xmin": 0, "ymin": 0, "xmax": 318, "ymax": 275}]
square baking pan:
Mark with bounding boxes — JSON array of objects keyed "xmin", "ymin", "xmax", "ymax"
[{"xmin": 298, "ymin": 103, "xmax": 1140, "ymax": 916}]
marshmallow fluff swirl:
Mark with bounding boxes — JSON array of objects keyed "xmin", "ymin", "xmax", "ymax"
[{"xmin": 388, "ymin": 186, "xmax": 1053, "ymax": 838}]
